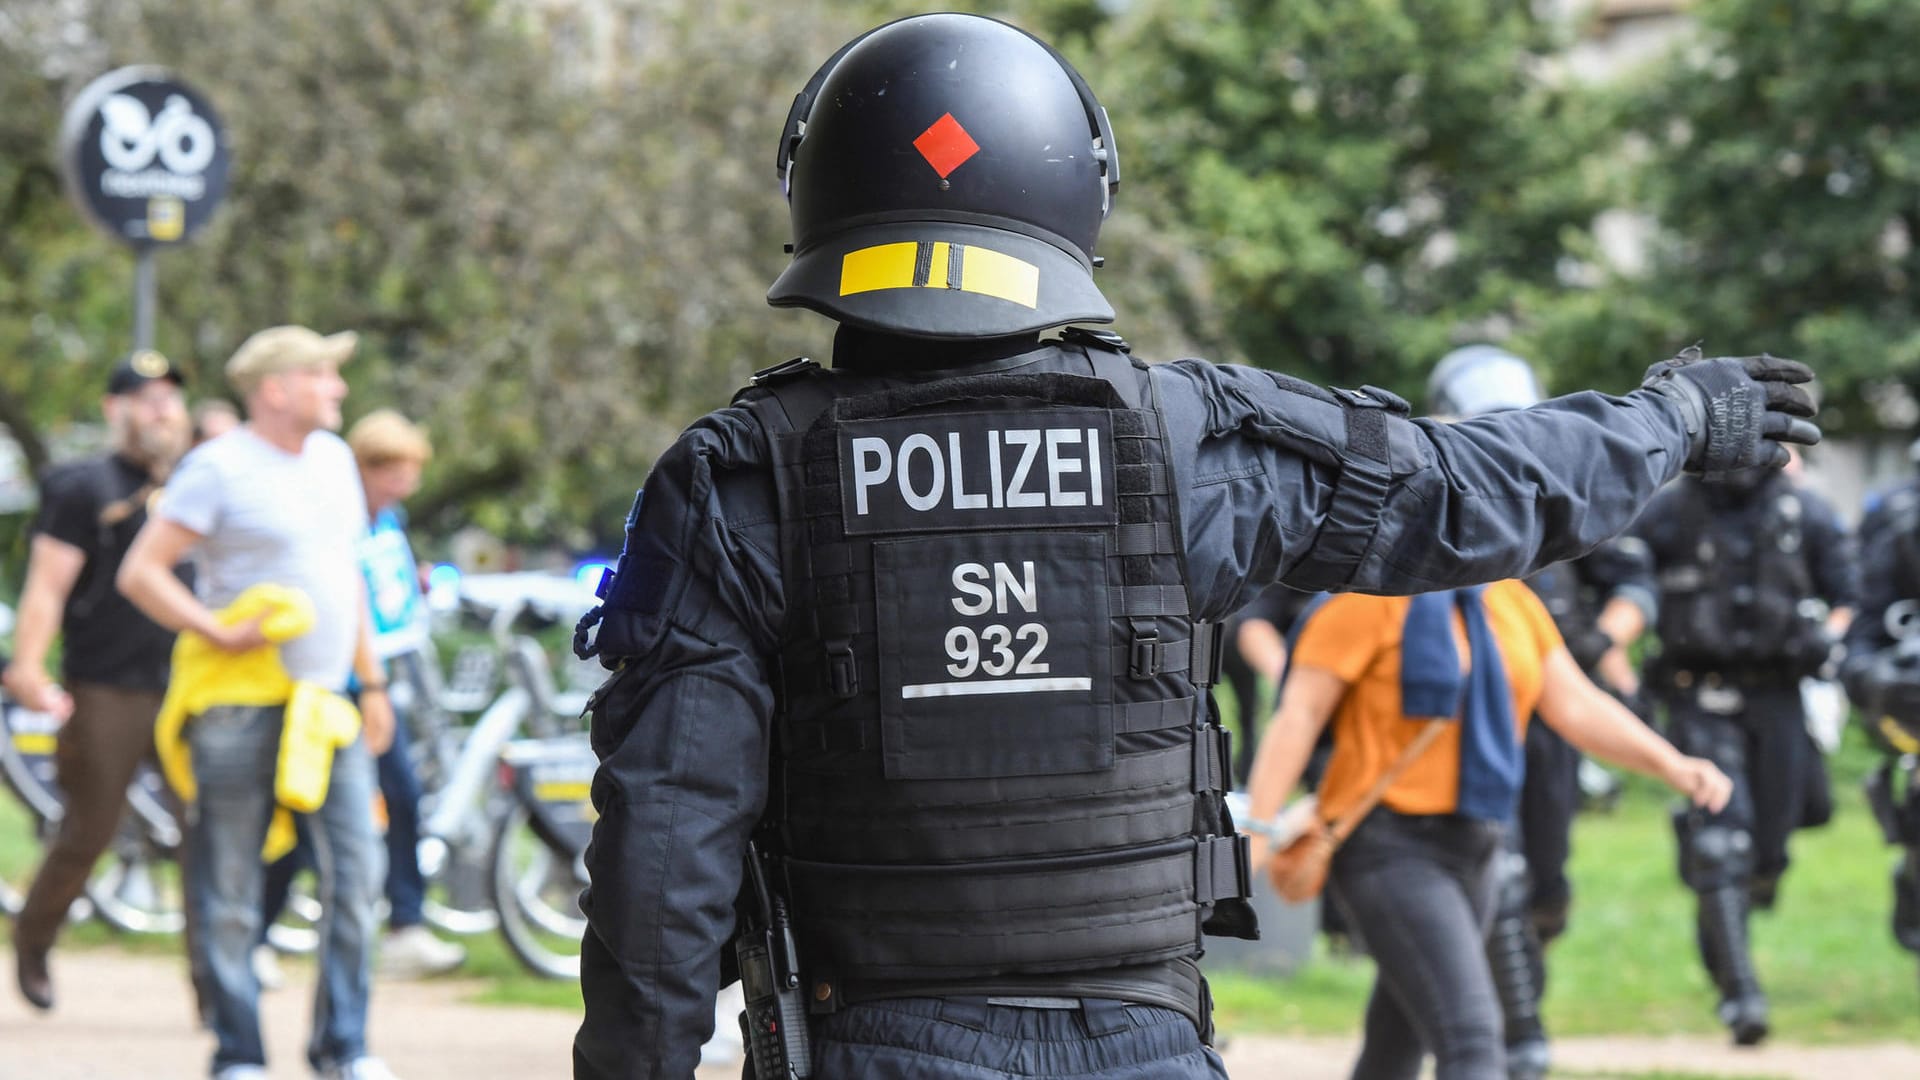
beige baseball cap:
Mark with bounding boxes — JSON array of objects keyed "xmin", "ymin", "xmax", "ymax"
[{"xmin": 225, "ymin": 325, "xmax": 358, "ymax": 395}]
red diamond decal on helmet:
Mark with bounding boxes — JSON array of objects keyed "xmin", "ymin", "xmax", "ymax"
[{"xmin": 913, "ymin": 113, "xmax": 979, "ymax": 179}]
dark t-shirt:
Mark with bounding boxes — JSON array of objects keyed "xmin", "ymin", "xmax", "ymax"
[{"xmin": 31, "ymin": 454, "xmax": 188, "ymax": 690}]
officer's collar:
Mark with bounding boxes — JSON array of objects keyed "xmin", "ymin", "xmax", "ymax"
[{"xmin": 831, "ymin": 325, "xmax": 1048, "ymax": 376}]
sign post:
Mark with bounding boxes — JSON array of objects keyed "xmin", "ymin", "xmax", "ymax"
[{"xmin": 58, "ymin": 67, "xmax": 229, "ymax": 351}]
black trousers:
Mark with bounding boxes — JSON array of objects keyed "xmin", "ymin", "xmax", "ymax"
[
  {"xmin": 1665, "ymin": 678, "xmax": 1811, "ymax": 892},
  {"xmin": 1329, "ymin": 811, "xmax": 1506, "ymax": 1080}
]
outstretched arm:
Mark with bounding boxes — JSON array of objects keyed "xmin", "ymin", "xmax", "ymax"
[{"xmin": 1163, "ymin": 352, "xmax": 1817, "ymax": 615}]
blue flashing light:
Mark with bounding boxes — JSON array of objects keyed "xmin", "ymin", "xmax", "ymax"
[{"xmin": 574, "ymin": 560, "xmax": 613, "ymax": 593}]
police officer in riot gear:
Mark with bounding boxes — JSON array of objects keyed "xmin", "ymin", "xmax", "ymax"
[
  {"xmin": 571, "ymin": 14, "xmax": 1820, "ymax": 1078},
  {"xmin": 1429, "ymin": 346, "xmax": 1659, "ymax": 1080},
  {"xmin": 1633, "ymin": 461, "xmax": 1855, "ymax": 1045},
  {"xmin": 1843, "ymin": 455, "xmax": 1920, "ymax": 968}
]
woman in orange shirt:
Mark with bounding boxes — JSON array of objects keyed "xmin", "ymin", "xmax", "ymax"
[{"xmin": 1244, "ymin": 582, "xmax": 1730, "ymax": 1080}]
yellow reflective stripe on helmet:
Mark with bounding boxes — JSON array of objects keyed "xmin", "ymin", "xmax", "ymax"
[
  {"xmin": 958, "ymin": 245, "xmax": 1039, "ymax": 308},
  {"xmin": 839, "ymin": 242, "xmax": 923, "ymax": 297},
  {"xmin": 838, "ymin": 241, "xmax": 1038, "ymax": 309}
]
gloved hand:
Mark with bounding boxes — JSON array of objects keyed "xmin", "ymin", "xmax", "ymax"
[{"xmin": 1640, "ymin": 347, "xmax": 1819, "ymax": 480}]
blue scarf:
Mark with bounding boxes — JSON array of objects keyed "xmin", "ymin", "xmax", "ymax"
[{"xmin": 1401, "ymin": 587, "xmax": 1523, "ymax": 822}]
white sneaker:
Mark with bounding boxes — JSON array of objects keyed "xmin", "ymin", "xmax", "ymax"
[
  {"xmin": 318, "ymin": 1057, "xmax": 401, "ymax": 1080},
  {"xmin": 251, "ymin": 945, "xmax": 285, "ymax": 991},
  {"xmin": 376, "ymin": 925, "xmax": 465, "ymax": 979},
  {"xmin": 214, "ymin": 1067, "xmax": 269, "ymax": 1080}
]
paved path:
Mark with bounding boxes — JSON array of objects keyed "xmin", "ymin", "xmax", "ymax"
[{"xmin": 5, "ymin": 948, "xmax": 1919, "ymax": 1078}]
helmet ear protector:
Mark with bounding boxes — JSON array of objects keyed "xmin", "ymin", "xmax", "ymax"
[{"xmin": 774, "ymin": 17, "xmax": 1120, "ymax": 236}]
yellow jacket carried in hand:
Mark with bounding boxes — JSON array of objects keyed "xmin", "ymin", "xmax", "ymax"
[{"xmin": 154, "ymin": 584, "xmax": 363, "ymax": 860}]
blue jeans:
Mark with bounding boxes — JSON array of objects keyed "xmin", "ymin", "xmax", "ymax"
[
  {"xmin": 260, "ymin": 690, "xmax": 429, "ymax": 933},
  {"xmin": 807, "ymin": 996, "xmax": 1228, "ymax": 1079},
  {"xmin": 376, "ymin": 696, "xmax": 427, "ymax": 929},
  {"xmin": 186, "ymin": 705, "xmax": 383, "ymax": 1075}
]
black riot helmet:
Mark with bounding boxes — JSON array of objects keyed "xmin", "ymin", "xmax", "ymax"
[
  {"xmin": 768, "ymin": 13, "xmax": 1119, "ymax": 339},
  {"xmin": 1426, "ymin": 345, "xmax": 1544, "ymax": 419}
]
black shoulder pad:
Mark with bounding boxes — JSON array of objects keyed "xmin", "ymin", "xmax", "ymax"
[{"xmin": 1057, "ymin": 326, "xmax": 1133, "ymax": 354}]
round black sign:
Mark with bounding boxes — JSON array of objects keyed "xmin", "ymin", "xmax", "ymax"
[{"xmin": 59, "ymin": 66, "xmax": 229, "ymax": 249}]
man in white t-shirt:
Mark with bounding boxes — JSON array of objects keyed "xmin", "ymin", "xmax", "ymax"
[{"xmin": 118, "ymin": 325, "xmax": 399, "ymax": 1080}]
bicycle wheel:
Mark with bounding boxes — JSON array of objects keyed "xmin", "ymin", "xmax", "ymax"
[
  {"xmin": 85, "ymin": 823, "xmax": 184, "ymax": 935},
  {"xmin": 1, "ymin": 696, "xmax": 67, "ymax": 913},
  {"xmin": 490, "ymin": 800, "xmax": 585, "ymax": 980},
  {"xmin": 420, "ymin": 830, "xmax": 500, "ymax": 937}
]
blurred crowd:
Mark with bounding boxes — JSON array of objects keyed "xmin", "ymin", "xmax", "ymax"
[{"xmin": 3, "ymin": 332, "xmax": 453, "ymax": 1080}]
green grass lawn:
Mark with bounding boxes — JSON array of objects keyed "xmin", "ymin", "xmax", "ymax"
[{"xmin": 1209, "ymin": 707, "xmax": 1920, "ymax": 1044}]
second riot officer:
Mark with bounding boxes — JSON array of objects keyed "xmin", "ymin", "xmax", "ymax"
[
  {"xmin": 570, "ymin": 14, "xmax": 1819, "ymax": 1079},
  {"xmin": 1428, "ymin": 345, "xmax": 1660, "ymax": 1080},
  {"xmin": 1842, "ymin": 451, "xmax": 1920, "ymax": 978},
  {"xmin": 1633, "ymin": 460, "xmax": 1856, "ymax": 1045}
]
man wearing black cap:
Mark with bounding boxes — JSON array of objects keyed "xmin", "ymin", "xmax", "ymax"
[{"xmin": 4, "ymin": 349, "xmax": 191, "ymax": 1011}]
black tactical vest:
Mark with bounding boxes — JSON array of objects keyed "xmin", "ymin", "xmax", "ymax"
[
  {"xmin": 733, "ymin": 339, "xmax": 1252, "ymax": 992},
  {"xmin": 1655, "ymin": 476, "xmax": 1817, "ymax": 668}
]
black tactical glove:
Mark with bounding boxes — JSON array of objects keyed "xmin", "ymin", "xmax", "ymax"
[{"xmin": 1640, "ymin": 347, "xmax": 1819, "ymax": 480}]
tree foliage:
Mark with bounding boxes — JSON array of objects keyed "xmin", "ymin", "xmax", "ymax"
[
  {"xmin": 1601, "ymin": 0, "xmax": 1920, "ymax": 434},
  {"xmin": 1058, "ymin": 0, "xmax": 1609, "ymax": 396},
  {"xmin": 0, "ymin": 0, "xmax": 883, "ymax": 552},
  {"xmin": 5, "ymin": 0, "xmax": 1917, "ymax": 569}
]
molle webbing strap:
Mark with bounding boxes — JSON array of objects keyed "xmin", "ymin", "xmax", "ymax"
[
  {"xmin": 1117, "ymin": 522, "xmax": 1178, "ymax": 556},
  {"xmin": 1192, "ymin": 725, "xmax": 1231, "ymax": 793},
  {"xmin": 1194, "ymin": 835, "xmax": 1252, "ymax": 904},
  {"xmin": 1115, "ymin": 697, "xmax": 1197, "ymax": 734},
  {"xmin": 784, "ymin": 837, "xmax": 1234, "ymax": 982},
  {"xmin": 832, "ymin": 370, "xmax": 1126, "ymax": 421}
]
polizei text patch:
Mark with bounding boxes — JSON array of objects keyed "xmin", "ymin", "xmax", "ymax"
[{"xmin": 837, "ymin": 410, "xmax": 1119, "ymax": 535}]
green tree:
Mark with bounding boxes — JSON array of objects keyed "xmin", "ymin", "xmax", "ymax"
[
  {"xmin": 1572, "ymin": 0, "xmax": 1920, "ymax": 434},
  {"xmin": 0, "ymin": 0, "xmax": 884, "ymax": 553},
  {"xmin": 1057, "ymin": 0, "xmax": 1608, "ymax": 395}
]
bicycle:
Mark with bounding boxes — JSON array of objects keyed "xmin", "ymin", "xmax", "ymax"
[
  {"xmin": 404, "ymin": 572, "xmax": 598, "ymax": 972},
  {"xmin": 491, "ymin": 733, "xmax": 595, "ymax": 979}
]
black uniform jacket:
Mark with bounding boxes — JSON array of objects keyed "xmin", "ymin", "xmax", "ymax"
[{"xmin": 574, "ymin": 341, "xmax": 1693, "ymax": 1079}]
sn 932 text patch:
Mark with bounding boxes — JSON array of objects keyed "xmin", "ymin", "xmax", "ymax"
[
  {"xmin": 874, "ymin": 531, "xmax": 1115, "ymax": 780},
  {"xmin": 837, "ymin": 410, "xmax": 1119, "ymax": 536}
]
